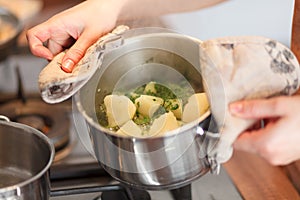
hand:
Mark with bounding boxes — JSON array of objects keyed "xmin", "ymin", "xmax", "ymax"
[
  {"xmin": 26, "ymin": 0, "xmax": 228, "ymax": 73},
  {"xmin": 229, "ymin": 95, "xmax": 300, "ymax": 165},
  {"xmin": 26, "ymin": 0, "xmax": 123, "ymax": 72}
]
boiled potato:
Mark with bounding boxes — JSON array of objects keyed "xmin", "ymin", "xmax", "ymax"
[
  {"xmin": 117, "ymin": 120, "xmax": 142, "ymax": 137},
  {"xmin": 135, "ymin": 95, "xmax": 164, "ymax": 118},
  {"xmin": 164, "ymin": 99, "xmax": 183, "ymax": 120},
  {"xmin": 144, "ymin": 81, "xmax": 157, "ymax": 94},
  {"xmin": 182, "ymin": 93, "xmax": 209, "ymax": 123},
  {"xmin": 149, "ymin": 112, "xmax": 179, "ymax": 136},
  {"xmin": 104, "ymin": 95, "xmax": 136, "ymax": 127}
]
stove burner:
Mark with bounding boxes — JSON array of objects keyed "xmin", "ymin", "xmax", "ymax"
[
  {"xmin": 50, "ymin": 183, "xmax": 152, "ymax": 200},
  {"xmin": 50, "ymin": 162, "xmax": 193, "ymax": 200},
  {"xmin": 0, "ymin": 98, "xmax": 72, "ymax": 161},
  {"xmin": 16, "ymin": 114, "xmax": 51, "ymax": 134},
  {"xmin": 100, "ymin": 188, "xmax": 151, "ymax": 200}
]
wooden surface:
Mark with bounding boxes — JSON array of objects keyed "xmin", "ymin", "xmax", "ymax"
[
  {"xmin": 288, "ymin": 1, "xmax": 300, "ymax": 196},
  {"xmin": 223, "ymin": 150, "xmax": 300, "ymax": 200},
  {"xmin": 292, "ymin": 0, "xmax": 300, "ymax": 59}
]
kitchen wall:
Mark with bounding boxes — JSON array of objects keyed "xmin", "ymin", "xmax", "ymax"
[{"xmin": 163, "ymin": 0, "xmax": 294, "ymax": 46}]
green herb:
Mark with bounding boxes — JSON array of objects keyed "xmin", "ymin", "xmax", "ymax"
[
  {"xmin": 125, "ymin": 93, "xmax": 140, "ymax": 103},
  {"xmin": 164, "ymin": 99, "xmax": 180, "ymax": 112},
  {"xmin": 154, "ymin": 83, "xmax": 177, "ymax": 100},
  {"xmin": 134, "ymin": 84, "xmax": 146, "ymax": 94},
  {"xmin": 134, "ymin": 115, "xmax": 151, "ymax": 125},
  {"xmin": 96, "ymin": 104, "xmax": 108, "ymax": 127},
  {"xmin": 171, "ymin": 104, "xmax": 179, "ymax": 110},
  {"xmin": 145, "ymin": 90, "xmax": 156, "ymax": 96}
]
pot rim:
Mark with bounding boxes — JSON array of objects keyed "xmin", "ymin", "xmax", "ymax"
[{"xmin": 0, "ymin": 120, "xmax": 55, "ymax": 193}]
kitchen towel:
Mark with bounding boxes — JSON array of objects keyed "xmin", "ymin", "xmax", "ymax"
[
  {"xmin": 199, "ymin": 36, "xmax": 300, "ymax": 163},
  {"xmin": 38, "ymin": 25, "xmax": 129, "ymax": 104}
]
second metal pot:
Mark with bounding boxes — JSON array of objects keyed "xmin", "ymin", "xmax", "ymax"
[{"xmin": 0, "ymin": 117, "xmax": 54, "ymax": 200}]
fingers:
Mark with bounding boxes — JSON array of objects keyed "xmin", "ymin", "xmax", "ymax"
[
  {"xmin": 233, "ymin": 124, "xmax": 294, "ymax": 166},
  {"xmin": 26, "ymin": 27, "xmax": 54, "ymax": 60},
  {"xmin": 233, "ymin": 129, "xmax": 261, "ymax": 154},
  {"xmin": 47, "ymin": 37, "xmax": 76, "ymax": 56},
  {"xmin": 26, "ymin": 0, "xmax": 117, "ymax": 73},
  {"xmin": 27, "ymin": 24, "xmax": 73, "ymax": 60},
  {"xmin": 47, "ymin": 39, "xmax": 65, "ymax": 56},
  {"xmin": 28, "ymin": 24, "xmax": 106, "ymax": 73},
  {"xmin": 27, "ymin": 24, "xmax": 97, "ymax": 73},
  {"xmin": 229, "ymin": 97, "xmax": 289, "ymax": 119},
  {"xmin": 233, "ymin": 121, "xmax": 284, "ymax": 165},
  {"xmin": 61, "ymin": 31, "xmax": 100, "ymax": 73},
  {"xmin": 231, "ymin": 95, "xmax": 300, "ymax": 165}
]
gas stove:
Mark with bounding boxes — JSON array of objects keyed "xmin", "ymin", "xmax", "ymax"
[{"xmin": 0, "ymin": 51, "xmax": 243, "ymax": 200}]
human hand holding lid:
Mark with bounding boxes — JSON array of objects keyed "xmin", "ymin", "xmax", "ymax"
[
  {"xmin": 38, "ymin": 25, "xmax": 129, "ymax": 104},
  {"xmin": 199, "ymin": 36, "xmax": 300, "ymax": 164},
  {"xmin": 27, "ymin": 0, "xmax": 227, "ymax": 73},
  {"xmin": 229, "ymin": 95, "xmax": 300, "ymax": 165}
]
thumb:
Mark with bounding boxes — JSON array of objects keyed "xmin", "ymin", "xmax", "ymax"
[
  {"xmin": 61, "ymin": 32, "xmax": 99, "ymax": 73},
  {"xmin": 229, "ymin": 97, "xmax": 286, "ymax": 119}
]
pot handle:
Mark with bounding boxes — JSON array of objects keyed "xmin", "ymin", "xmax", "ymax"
[
  {"xmin": 0, "ymin": 115, "xmax": 10, "ymax": 122},
  {"xmin": 196, "ymin": 114, "xmax": 220, "ymax": 174},
  {"xmin": 39, "ymin": 25, "xmax": 129, "ymax": 104}
]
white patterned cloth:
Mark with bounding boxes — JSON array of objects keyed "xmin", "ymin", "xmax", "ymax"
[
  {"xmin": 38, "ymin": 25, "xmax": 129, "ymax": 104},
  {"xmin": 200, "ymin": 36, "xmax": 300, "ymax": 163}
]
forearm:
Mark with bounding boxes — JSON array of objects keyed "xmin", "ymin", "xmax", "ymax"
[{"xmin": 27, "ymin": 0, "xmax": 227, "ymax": 71}]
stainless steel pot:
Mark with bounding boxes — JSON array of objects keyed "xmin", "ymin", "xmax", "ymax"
[
  {"xmin": 75, "ymin": 29, "xmax": 219, "ymax": 190},
  {"xmin": 0, "ymin": 116, "xmax": 54, "ymax": 200}
]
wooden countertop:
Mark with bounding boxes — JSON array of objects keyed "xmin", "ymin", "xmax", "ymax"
[{"xmin": 223, "ymin": 150, "xmax": 300, "ymax": 199}]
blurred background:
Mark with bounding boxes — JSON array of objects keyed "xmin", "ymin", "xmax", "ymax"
[
  {"xmin": 0, "ymin": 0, "xmax": 295, "ymax": 94},
  {"xmin": 0, "ymin": 0, "xmax": 295, "ymax": 47},
  {"xmin": 164, "ymin": 0, "xmax": 294, "ymax": 46}
]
